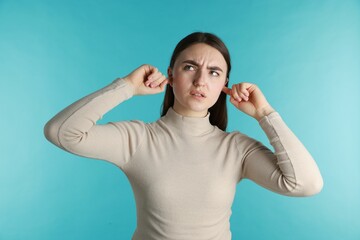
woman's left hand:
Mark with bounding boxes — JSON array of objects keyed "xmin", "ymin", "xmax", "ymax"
[{"xmin": 222, "ymin": 83, "xmax": 275, "ymax": 121}]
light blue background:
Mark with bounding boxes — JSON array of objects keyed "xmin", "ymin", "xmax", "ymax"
[{"xmin": 1, "ymin": 0, "xmax": 359, "ymax": 239}]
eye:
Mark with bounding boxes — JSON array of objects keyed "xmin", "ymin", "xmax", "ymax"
[
  {"xmin": 210, "ymin": 70, "xmax": 220, "ymax": 77},
  {"xmin": 183, "ymin": 65, "xmax": 195, "ymax": 71}
]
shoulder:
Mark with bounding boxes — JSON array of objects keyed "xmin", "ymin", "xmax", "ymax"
[
  {"xmin": 109, "ymin": 118, "xmax": 165, "ymax": 135},
  {"xmin": 214, "ymin": 127, "xmax": 250, "ymax": 141},
  {"xmin": 219, "ymin": 128, "xmax": 263, "ymax": 152},
  {"xmin": 110, "ymin": 119, "xmax": 146, "ymax": 129},
  {"xmin": 209, "ymin": 127, "xmax": 252, "ymax": 146}
]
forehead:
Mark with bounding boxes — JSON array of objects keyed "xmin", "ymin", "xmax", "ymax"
[{"xmin": 175, "ymin": 43, "xmax": 227, "ymax": 68}]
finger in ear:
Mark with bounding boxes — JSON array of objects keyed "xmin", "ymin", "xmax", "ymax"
[{"xmin": 167, "ymin": 67, "xmax": 174, "ymax": 87}]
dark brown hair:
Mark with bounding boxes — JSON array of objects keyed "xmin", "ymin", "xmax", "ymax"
[{"xmin": 161, "ymin": 32, "xmax": 231, "ymax": 131}]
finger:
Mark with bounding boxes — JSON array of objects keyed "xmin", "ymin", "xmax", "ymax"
[
  {"xmin": 240, "ymin": 88, "xmax": 249, "ymax": 98},
  {"xmin": 232, "ymin": 84, "xmax": 242, "ymax": 102},
  {"xmin": 150, "ymin": 74, "xmax": 167, "ymax": 88},
  {"xmin": 157, "ymin": 78, "xmax": 169, "ymax": 91},
  {"xmin": 239, "ymin": 92, "xmax": 249, "ymax": 101},
  {"xmin": 240, "ymin": 82, "xmax": 256, "ymax": 96},
  {"xmin": 142, "ymin": 64, "xmax": 157, "ymax": 78},
  {"xmin": 149, "ymin": 78, "xmax": 169, "ymax": 94},
  {"xmin": 222, "ymin": 86, "xmax": 231, "ymax": 95},
  {"xmin": 146, "ymin": 67, "xmax": 159, "ymax": 81},
  {"xmin": 146, "ymin": 71, "xmax": 163, "ymax": 87},
  {"xmin": 230, "ymin": 96, "xmax": 242, "ymax": 108}
]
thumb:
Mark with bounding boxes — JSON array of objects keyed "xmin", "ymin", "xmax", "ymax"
[
  {"xmin": 155, "ymin": 78, "xmax": 169, "ymax": 93},
  {"xmin": 222, "ymin": 86, "xmax": 231, "ymax": 95}
]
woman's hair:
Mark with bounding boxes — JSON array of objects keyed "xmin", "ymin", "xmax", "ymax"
[{"xmin": 161, "ymin": 32, "xmax": 231, "ymax": 131}]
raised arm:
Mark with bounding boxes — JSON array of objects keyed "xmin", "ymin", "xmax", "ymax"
[
  {"xmin": 44, "ymin": 64, "xmax": 168, "ymax": 167},
  {"xmin": 223, "ymin": 83, "xmax": 323, "ymax": 196}
]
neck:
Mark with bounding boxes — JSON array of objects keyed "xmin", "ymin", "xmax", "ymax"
[
  {"xmin": 172, "ymin": 101, "xmax": 208, "ymax": 118},
  {"xmin": 161, "ymin": 108, "xmax": 214, "ymax": 136},
  {"xmin": 172, "ymin": 107, "xmax": 208, "ymax": 118}
]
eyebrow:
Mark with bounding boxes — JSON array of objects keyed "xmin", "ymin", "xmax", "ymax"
[{"xmin": 182, "ymin": 60, "xmax": 223, "ymax": 72}]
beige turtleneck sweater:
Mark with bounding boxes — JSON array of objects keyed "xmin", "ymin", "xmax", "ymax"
[{"xmin": 44, "ymin": 78, "xmax": 323, "ymax": 240}]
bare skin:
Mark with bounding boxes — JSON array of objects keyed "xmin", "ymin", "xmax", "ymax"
[{"xmin": 124, "ymin": 43, "xmax": 275, "ymax": 121}]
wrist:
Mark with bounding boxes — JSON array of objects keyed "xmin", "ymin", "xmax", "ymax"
[
  {"xmin": 255, "ymin": 105, "xmax": 275, "ymax": 121},
  {"xmin": 123, "ymin": 78, "xmax": 137, "ymax": 95}
]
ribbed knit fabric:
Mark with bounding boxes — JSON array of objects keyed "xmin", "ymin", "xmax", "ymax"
[{"xmin": 44, "ymin": 78, "xmax": 323, "ymax": 240}]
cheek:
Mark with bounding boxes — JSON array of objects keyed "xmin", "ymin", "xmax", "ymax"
[
  {"xmin": 209, "ymin": 82, "xmax": 225, "ymax": 97},
  {"xmin": 171, "ymin": 78, "xmax": 188, "ymax": 98},
  {"xmin": 171, "ymin": 74, "xmax": 192, "ymax": 89},
  {"xmin": 172, "ymin": 78, "xmax": 184, "ymax": 90},
  {"xmin": 206, "ymin": 85, "xmax": 224, "ymax": 106}
]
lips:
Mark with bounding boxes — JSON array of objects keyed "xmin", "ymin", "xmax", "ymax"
[{"xmin": 190, "ymin": 90, "xmax": 206, "ymax": 98}]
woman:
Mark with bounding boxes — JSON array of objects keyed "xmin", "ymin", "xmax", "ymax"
[{"xmin": 44, "ymin": 32, "xmax": 323, "ymax": 240}]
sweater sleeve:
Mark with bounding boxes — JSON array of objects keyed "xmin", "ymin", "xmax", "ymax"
[
  {"xmin": 44, "ymin": 78, "xmax": 145, "ymax": 168},
  {"xmin": 240, "ymin": 112, "xmax": 323, "ymax": 197}
]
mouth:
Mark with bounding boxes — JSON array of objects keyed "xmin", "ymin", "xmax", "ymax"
[{"xmin": 190, "ymin": 90, "xmax": 206, "ymax": 98}]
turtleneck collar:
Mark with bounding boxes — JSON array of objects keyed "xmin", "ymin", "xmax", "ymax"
[{"xmin": 160, "ymin": 108, "xmax": 215, "ymax": 136}]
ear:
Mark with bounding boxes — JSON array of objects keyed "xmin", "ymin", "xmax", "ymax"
[
  {"xmin": 167, "ymin": 67, "xmax": 173, "ymax": 87},
  {"xmin": 225, "ymin": 77, "xmax": 229, "ymax": 85}
]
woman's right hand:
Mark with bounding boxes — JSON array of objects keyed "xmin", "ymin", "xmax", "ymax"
[{"xmin": 123, "ymin": 64, "xmax": 168, "ymax": 96}]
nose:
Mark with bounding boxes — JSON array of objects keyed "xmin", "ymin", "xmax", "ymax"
[{"xmin": 193, "ymin": 69, "xmax": 207, "ymax": 87}]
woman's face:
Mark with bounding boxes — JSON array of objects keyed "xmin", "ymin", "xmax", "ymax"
[{"xmin": 169, "ymin": 43, "xmax": 228, "ymax": 117}]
